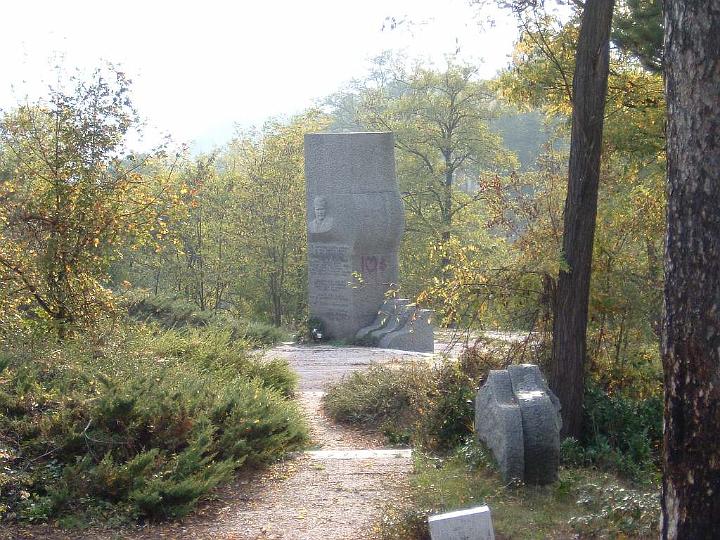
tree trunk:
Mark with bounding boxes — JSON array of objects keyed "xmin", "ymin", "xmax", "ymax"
[
  {"xmin": 269, "ymin": 274, "xmax": 282, "ymax": 327},
  {"xmin": 661, "ymin": 2, "xmax": 720, "ymax": 537},
  {"xmin": 441, "ymin": 155, "xmax": 453, "ymax": 279},
  {"xmin": 550, "ymin": 0, "xmax": 615, "ymax": 439},
  {"xmin": 646, "ymin": 238, "xmax": 662, "ymax": 338}
]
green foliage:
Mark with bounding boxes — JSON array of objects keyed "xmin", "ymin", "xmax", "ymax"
[
  {"xmin": 125, "ymin": 293, "xmax": 215, "ymax": 328},
  {"xmin": 489, "ymin": 108, "xmax": 552, "ymax": 170},
  {"xmin": 327, "ymin": 53, "xmax": 516, "ymax": 298},
  {"xmin": 323, "ymin": 364, "xmax": 430, "ymax": 445},
  {"xmin": 564, "ymin": 382, "xmax": 662, "ymax": 481},
  {"xmin": 124, "ymin": 293, "xmax": 288, "ymax": 347},
  {"xmin": 418, "ymin": 148, "xmax": 567, "ymax": 332},
  {"xmin": 300, "ymin": 316, "xmax": 327, "ymax": 343},
  {"xmin": 138, "ymin": 325, "xmax": 297, "ymax": 397},
  {"xmin": 430, "ymin": 8, "xmax": 666, "ymax": 405},
  {"xmin": 324, "ymin": 344, "xmax": 509, "ymax": 451},
  {"xmin": 414, "ymin": 362, "xmax": 478, "ymax": 451},
  {"xmin": 0, "ymin": 323, "xmax": 307, "ymax": 524},
  {"xmin": 612, "ymin": 0, "xmax": 663, "ymax": 73},
  {"xmin": 239, "ymin": 321, "xmax": 289, "ymax": 348},
  {"xmin": 377, "ymin": 439, "xmax": 658, "ymax": 539},
  {"xmin": 117, "ymin": 112, "xmax": 330, "ymax": 327},
  {"xmin": 568, "ymin": 480, "xmax": 659, "ymax": 537}
]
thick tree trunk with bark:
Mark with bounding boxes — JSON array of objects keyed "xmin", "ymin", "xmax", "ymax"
[
  {"xmin": 550, "ymin": 0, "xmax": 615, "ymax": 439},
  {"xmin": 662, "ymin": 2, "xmax": 720, "ymax": 538}
]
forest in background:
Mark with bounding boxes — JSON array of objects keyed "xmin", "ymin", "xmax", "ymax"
[{"xmin": 1, "ymin": 5, "xmax": 664, "ymax": 385}]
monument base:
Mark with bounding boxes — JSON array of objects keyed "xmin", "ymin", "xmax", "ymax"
[{"xmin": 355, "ymin": 299, "xmax": 435, "ymax": 353}]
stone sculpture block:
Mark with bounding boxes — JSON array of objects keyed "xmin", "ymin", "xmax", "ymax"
[
  {"xmin": 474, "ymin": 370, "xmax": 524, "ymax": 482},
  {"xmin": 508, "ymin": 364, "xmax": 562, "ymax": 485},
  {"xmin": 428, "ymin": 505, "xmax": 495, "ymax": 540},
  {"xmin": 370, "ymin": 302, "xmax": 414, "ymax": 341},
  {"xmin": 305, "ymin": 132, "xmax": 404, "ymax": 341},
  {"xmin": 378, "ymin": 308, "xmax": 434, "ymax": 353},
  {"xmin": 355, "ymin": 298, "xmax": 410, "ymax": 341},
  {"xmin": 475, "ymin": 364, "xmax": 561, "ymax": 485}
]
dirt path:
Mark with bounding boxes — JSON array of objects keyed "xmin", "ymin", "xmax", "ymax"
[{"xmin": 4, "ymin": 344, "xmax": 431, "ymax": 540}]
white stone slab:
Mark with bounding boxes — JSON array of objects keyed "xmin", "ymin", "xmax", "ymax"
[
  {"xmin": 428, "ymin": 505, "xmax": 495, "ymax": 540},
  {"xmin": 306, "ymin": 449, "xmax": 412, "ymax": 460}
]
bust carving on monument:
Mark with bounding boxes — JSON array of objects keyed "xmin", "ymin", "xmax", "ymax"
[{"xmin": 308, "ymin": 195, "xmax": 334, "ymax": 234}]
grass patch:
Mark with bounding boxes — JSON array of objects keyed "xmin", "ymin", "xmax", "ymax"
[
  {"xmin": 0, "ymin": 323, "xmax": 307, "ymax": 526},
  {"xmin": 376, "ymin": 439, "xmax": 659, "ymax": 539}
]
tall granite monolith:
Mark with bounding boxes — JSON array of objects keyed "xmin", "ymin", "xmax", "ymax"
[{"xmin": 305, "ymin": 132, "xmax": 404, "ymax": 340}]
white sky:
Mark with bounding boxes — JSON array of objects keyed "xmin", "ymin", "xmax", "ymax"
[{"xmin": 0, "ymin": 0, "xmax": 533, "ymax": 152}]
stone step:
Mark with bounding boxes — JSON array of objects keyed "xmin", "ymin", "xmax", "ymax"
[{"xmin": 305, "ymin": 449, "xmax": 412, "ymax": 460}]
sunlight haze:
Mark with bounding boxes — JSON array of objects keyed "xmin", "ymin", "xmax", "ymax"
[{"xmin": 2, "ymin": 0, "xmax": 521, "ymax": 151}]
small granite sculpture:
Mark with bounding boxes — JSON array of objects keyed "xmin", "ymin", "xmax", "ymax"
[
  {"xmin": 475, "ymin": 364, "xmax": 561, "ymax": 485},
  {"xmin": 370, "ymin": 302, "xmax": 414, "ymax": 341},
  {"xmin": 356, "ymin": 298, "xmax": 410, "ymax": 340},
  {"xmin": 378, "ymin": 308, "xmax": 434, "ymax": 353},
  {"xmin": 352, "ymin": 298, "xmax": 434, "ymax": 353}
]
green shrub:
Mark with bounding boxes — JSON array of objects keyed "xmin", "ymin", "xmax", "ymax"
[
  {"xmin": 323, "ymin": 363, "xmax": 433, "ymax": 447},
  {"xmin": 414, "ymin": 362, "xmax": 477, "ymax": 450},
  {"xmin": 0, "ymin": 324, "xmax": 308, "ymax": 525},
  {"xmin": 568, "ymin": 481, "xmax": 659, "ymax": 537},
  {"xmin": 234, "ymin": 321, "xmax": 288, "ymax": 347},
  {"xmin": 295, "ymin": 316, "xmax": 327, "ymax": 343},
  {"xmin": 324, "ymin": 351, "xmax": 501, "ymax": 452},
  {"xmin": 242, "ymin": 357, "xmax": 299, "ymax": 398},
  {"xmin": 123, "ymin": 293, "xmax": 288, "ymax": 347},
  {"xmin": 124, "ymin": 293, "xmax": 214, "ymax": 328},
  {"xmin": 144, "ymin": 326, "xmax": 297, "ymax": 396},
  {"xmin": 561, "ymin": 382, "xmax": 663, "ymax": 481}
]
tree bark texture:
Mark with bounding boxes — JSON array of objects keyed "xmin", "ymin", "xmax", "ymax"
[
  {"xmin": 550, "ymin": 0, "xmax": 615, "ymax": 439},
  {"xmin": 662, "ymin": 2, "xmax": 720, "ymax": 538}
]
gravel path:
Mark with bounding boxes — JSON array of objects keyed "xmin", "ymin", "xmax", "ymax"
[{"xmin": 3, "ymin": 343, "xmax": 433, "ymax": 540}]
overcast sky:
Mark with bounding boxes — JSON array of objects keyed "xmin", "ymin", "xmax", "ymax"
[{"xmin": 0, "ymin": 0, "xmax": 553, "ymax": 152}]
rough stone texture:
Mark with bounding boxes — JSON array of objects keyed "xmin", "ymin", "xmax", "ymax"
[
  {"xmin": 475, "ymin": 370, "xmax": 524, "ymax": 482},
  {"xmin": 475, "ymin": 364, "xmax": 561, "ymax": 485},
  {"xmin": 370, "ymin": 302, "xmax": 415, "ymax": 341},
  {"xmin": 378, "ymin": 308, "xmax": 434, "ymax": 353},
  {"xmin": 428, "ymin": 505, "xmax": 495, "ymax": 540},
  {"xmin": 355, "ymin": 298, "xmax": 410, "ymax": 340},
  {"xmin": 306, "ymin": 132, "xmax": 404, "ymax": 341},
  {"xmin": 508, "ymin": 364, "xmax": 561, "ymax": 485}
]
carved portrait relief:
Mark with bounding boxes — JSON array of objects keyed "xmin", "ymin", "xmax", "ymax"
[{"xmin": 308, "ymin": 195, "xmax": 334, "ymax": 234}]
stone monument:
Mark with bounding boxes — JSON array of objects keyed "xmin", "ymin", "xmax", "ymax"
[
  {"xmin": 474, "ymin": 364, "xmax": 561, "ymax": 485},
  {"xmin": 305, "ymin": 132, "xmax": 404, "ymax": 341}
]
